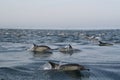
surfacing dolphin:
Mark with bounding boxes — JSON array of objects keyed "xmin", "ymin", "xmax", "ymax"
[
  {"xmin": 59, "ymin": 44, "xmax": 80, "ymax": 54},
  {"xmin": 98, "ymin": 41, "xmax": 113, "ymax": 46},
  {"xmin": 46, "ymin": 61, "xmax": 89, "ymax": 71},
  {"xmin": 30, "ymin": 43, "xmax": 52, "ymax": 53},
  {"xmin": 59, "ymin": 44, "xmax": 73, "ymax": 53}
]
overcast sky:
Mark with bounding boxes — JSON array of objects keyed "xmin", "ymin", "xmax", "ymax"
[{"xmin": 0, "ymin": 0, "xmax": 120, "ymax": 30}]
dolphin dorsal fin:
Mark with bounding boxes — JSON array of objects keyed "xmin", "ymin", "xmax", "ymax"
[
  {"xmin": 99, "ymin": 41, "xmax": 103, "ymax": 44},
  {"xmin": 33, "ymin": 43, "xmax": 37, "ymax": 47},
  {"xmin": 48, "ymin": 61, "xmax": 57, "ymax": 68},
  {"xmin": 69, "ymin": 44, "xmax": 72, "ymax": 49}
]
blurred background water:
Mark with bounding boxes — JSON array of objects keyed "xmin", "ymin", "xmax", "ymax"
[{"xmin": 0, "ymin": 29, "xmax": 120, "ymax": 80}]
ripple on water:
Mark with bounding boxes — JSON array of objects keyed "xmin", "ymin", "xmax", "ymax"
[{"xmin": 0, "ymin": 29, "xmax": 120, "ymax": 80}]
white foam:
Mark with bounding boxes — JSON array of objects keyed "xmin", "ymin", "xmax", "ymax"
[{"xmin": 43, "ymin": 62, "xmax": 52, "ymax": 70}]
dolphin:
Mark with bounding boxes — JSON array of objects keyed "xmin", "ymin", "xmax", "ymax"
[
  {"xmin": 59, "ymin": 44, "xmax": 81, "ymax": 55},
  {"xmin": 31, "ymin": 43, "xmax": 52, "ymax": 53},
  {"xmin": 59, "ymin": 44, "xmax": 73, "ymax": 53},
  {"xmin": 98, "ymin": 41, "xmax": 113, "ymax": 46},
  {"xmin": 48, "ymin": 61, "xmax": 89, "ymax": 71}
]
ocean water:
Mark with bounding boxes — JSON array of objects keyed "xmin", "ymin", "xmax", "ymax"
[{"xmin": 0, "ymin": 29, "xmax": 120, "ymax": 80}]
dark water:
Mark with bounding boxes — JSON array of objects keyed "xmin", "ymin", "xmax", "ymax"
[{"xmin": 0, "ymin": 29, "xmax": 120, "ymax": 80}]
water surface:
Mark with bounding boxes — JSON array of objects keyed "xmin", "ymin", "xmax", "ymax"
[{"xmin": 0, "ymin": 29, "xmax": 120, "ymax": 80}]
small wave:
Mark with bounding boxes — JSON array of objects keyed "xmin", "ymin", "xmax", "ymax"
[
  {"xmin": 0, "ymin": 67, "xmax": 31, "ymax": 73},
  {"xmin": 0, "ymin": 42, "xmax": 29, "ymax": 52}
]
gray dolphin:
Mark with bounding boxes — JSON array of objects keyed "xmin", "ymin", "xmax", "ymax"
[
  {"xmin": 98, "ymin": 41, "xmax": 113, "ymax": 46},
  {"xmin": 48, "ymin": 61, "xmax": 89, "ymax": 71},
  {"xmin": 59, "ymin": 44, "xmax": 81, "ymax": 55},
  {"xmin": 31, "ymin": 43, "xmax": 52, "ymax": 53},
  {"xmin": 59, "ymin": 44, "xmax": 73, "ymax": 53}
]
